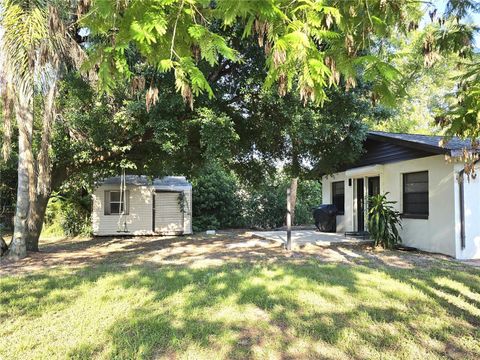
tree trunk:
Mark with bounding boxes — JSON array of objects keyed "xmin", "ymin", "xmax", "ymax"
[
  {"xmin": 25, "ymin": 80, "xmax": 57, "ymax": 252},
  {"xmin": 26, "ymin": 193, "xmax": 50, "ymax": 251},
  {"xmin": 290, "ymin": 177, "xmax": 298, "ymax": 225},
  {"xmin": 286, "ymin": 187, "xmax": 292, "ymax": 251},
  {"xmin": 8, "ymin": 92, "xmax": 33, "ymax": 259}
]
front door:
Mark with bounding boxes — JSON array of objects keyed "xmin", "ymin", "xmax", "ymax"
[
  {"xmin": 367, "ymin": 176, "xmax": 380, "ymax": 231},
  {"xmin": 356, "ymin": 178, "xmax": 364, "ymax": 232}
]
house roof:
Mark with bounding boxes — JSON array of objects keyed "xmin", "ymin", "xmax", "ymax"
[
  {"xmin": 321, "ymin": 131, "xmax": 475, "ymax": 176},
  {"xmin": 367, "ymin": 131, "xmax": 474, "ymax": 155}
]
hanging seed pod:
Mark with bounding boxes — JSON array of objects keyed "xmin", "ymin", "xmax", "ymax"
[
  {"xmin": 300, "ymin": 85, "xmax": 314, "ymax": 105},
  {"xmin": 349, "ymin": 6, "xmax": 356, "ymax": 17},
  {"xmin": 278, "ymin": 73, "xmax": 287, "ymax": 97},
  {"xmin": 77, "ymin": 0, "xmax": 91, "ymax": 17},
  {"xmin": 191, "ymin": 44, "xmax": 201, "ymax": 63},
  {"xmin": 345, "ymin": 34, "xmax": 355, "ymax": 56},
  {"xmin": 254, "ymin": 19, "xmax": 268, "ymax": 48},
  {"xmin": 264, "ymin": 41, "xmax": 272, "ymax": 56},
  {"xmin": 380, "ymin": 0, "xmax": 387, "ymax": 11},
  {"xmin": 130, "ymin": 76, "xmax": 146, "ymax": 95},
  {"xmin": 181, "ymin": 84, "xmax": 193, "ymax": 110},
  {"xmin": 145, "ymin": 86, "xmax": 159, "ymax": 112},
  {"xmin": 272, "ymin": 48, "xmax": 286, "ymax": 68},
  {"xmin": 325, "ymin": 13, "xmax": 333, "ymax": 29},
  {"xmin": 345, "ymin": 77, "xmax": 356, "ymax": 91}
]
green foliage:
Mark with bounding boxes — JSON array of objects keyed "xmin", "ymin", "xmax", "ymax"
[
  {"xmin": 294, "ymin": 180, "xmax": 323, "ymax": 225},
  {"xmin": 191, "ymin": 164, "xmax": 243, "ymax": 231},
  {"xmin": 83, "ymin": 0, "xmax": 423, "ymax": 106},
  {"xmin": 368, "ymin": 193, "xmax": 402, "ymax": 249},
  {"xmin": 242, "ymin": 178, "xmax": 288, "ymax": 230},
  {"xmin": 192, "ymin": 166, "xmax": 322, "ymax": 231},
  {"xmin": 243, "ymin": 177, "xmax": 322, "ymax": 229},
  {"xmin": 43, "ymin": 193, "xmax": 92, "ymax": 238}
]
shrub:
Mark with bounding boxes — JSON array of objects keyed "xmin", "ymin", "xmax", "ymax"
[
  {"xmin": 294, "ymin": 180, "xmax": 322, "ymax": 225},
  {"xmin": 242, "ymin": 177, "xmax": 322, "ymax": 229},
  {"xmin": 242, "ymin": 180, "xmax": 287, "ymax": 229},
  {"xmin": 368, "ymin": 193, "xmax": 402, "ymax": 249},
  {"xmin": 191, "ymin": 164, "xmax": 243, "ymax": 231},
  {"xmin": 42, "ymin": 193, "xmax": 92, "ymax": 237}
]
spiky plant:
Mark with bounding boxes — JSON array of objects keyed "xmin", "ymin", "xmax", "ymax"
[{"xmin": 368, "ymin": 193, "xmax": 402, "ymax": 249}]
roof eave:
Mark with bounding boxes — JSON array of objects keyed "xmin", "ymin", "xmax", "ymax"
[{"xmin": 367, "ymin": 132, "xmax": 449, "ymax": 155}]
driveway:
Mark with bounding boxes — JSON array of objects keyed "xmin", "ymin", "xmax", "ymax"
[{"xmin": 250, "ymin": 230, "xmax": 371, "ymax": 246}]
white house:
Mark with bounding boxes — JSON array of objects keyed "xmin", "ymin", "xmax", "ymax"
[
  {"xmin": 92, "ymin": 176, "xmax": 192, "ymax": 236},
  {"xmin": 321, "ymin": 131, "xmax": 480, "ymax": 260}
]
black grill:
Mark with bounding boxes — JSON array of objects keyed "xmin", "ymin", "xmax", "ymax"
[{"xmin": 313, "ymin": 204, "xmax": 338, "ymax": 232}]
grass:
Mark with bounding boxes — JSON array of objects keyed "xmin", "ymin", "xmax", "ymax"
[{"xmin": 0, "ymin": 234, "xmax": 479, "ymax": 359}]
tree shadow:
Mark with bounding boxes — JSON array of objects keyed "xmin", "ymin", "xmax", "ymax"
[{"xmin": 2, "ymin": 237, "xmax": 480, "ymax": 359}]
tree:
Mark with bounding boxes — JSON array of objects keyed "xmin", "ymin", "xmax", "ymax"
[
  {"xmin": 0, "ymin": 0, "xmax": 434, "ymax": 258},
  {"xmin": 80, "ymin": 0, "xmax": 425, "ymax": 233},
  {"xmin": 414, "ymin": 1, "xmax": 480, "ymax": 142},
  {"xmin": 82, "ymin": 0, "xmax": 421, "ymax": 106},
  {"xmin": 0, "ymin": 0, "xmax": 88, "ymax": 258}
]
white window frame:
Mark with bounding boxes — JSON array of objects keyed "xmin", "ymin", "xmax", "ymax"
[{"xmin": 104, "ymin": 190, "xmax": 129, "ymax": 215}]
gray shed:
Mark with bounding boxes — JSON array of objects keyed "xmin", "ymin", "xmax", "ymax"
[{"xmin": 92, "ymin": 176, "xmax": 192, "ymax": 236}]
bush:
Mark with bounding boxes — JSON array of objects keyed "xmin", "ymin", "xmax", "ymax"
[
  {"xmin": 191, "ymin": 164, "xmax": 243, "ymax": 231},
  {"xmin": 42, "ymin": 193, "xmax": 92, "ymax": 237},
  {"xmin": 294, "ymin": 180, "xmax": 322, "ymax": 225},
  {"xmin": 191, "ymin": 166, "xmax": 324, "ymax": 231},
  {"xmin": 239, "ymin": 177, "xmax": 322, "ymax": 229},
  {"xmin": 242, "ymin": 179, "xmax": 287, "ymax": 229},
  {"xmin": 368, "ymin": 193, "xmax": 402, "ymax": 249}
]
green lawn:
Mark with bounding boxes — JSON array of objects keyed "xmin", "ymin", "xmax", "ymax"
[{"xmin": 1, "ymin": 235, "xmax": 479, "ymax": 359}]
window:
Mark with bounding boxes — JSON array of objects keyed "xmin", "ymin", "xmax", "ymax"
[
  {"xmin": 104, "ymin": 190, "xmax": 129, "ymax": 215},
  {"xmin": 403, "ymin": 171, "xmax": 428, "ymax": 219},
  {"xmin": 332, "ymin": 181, "xmax": 345, "ymax": 215}
]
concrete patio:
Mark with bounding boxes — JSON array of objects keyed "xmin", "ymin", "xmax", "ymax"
[{"xmin": 250, "ymin": 230, "xmax": 372, "ymax": 246}]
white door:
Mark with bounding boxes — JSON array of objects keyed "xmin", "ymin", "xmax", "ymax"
[{"xmin": 155, "ymin": 192, "xmax": 184, "ymax": 234}]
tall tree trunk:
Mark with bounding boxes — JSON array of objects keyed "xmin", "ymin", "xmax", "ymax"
[
  {"xmin": 8, "ymin": 92, "xmax": 33, "ymax": 259},
  {"xmin": 290, "ymin": 177, "xmax": 298, "ymax": 225},
  {"xmin": 25, "ymin": 80, "xmax": 57, "ymax": 252},
  {"xmin": 26, "ymin": 193, "xmax": 50, "ymax": 251}
]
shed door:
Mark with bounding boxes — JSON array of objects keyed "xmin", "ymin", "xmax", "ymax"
[{"xmin": 154, "ymin": 192, "xmax": 184, "ymax": 234}]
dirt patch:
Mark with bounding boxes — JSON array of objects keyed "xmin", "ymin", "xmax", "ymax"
[{"xmin": 0, "ymin": 231, "xmax": 470, "ymax": 276}]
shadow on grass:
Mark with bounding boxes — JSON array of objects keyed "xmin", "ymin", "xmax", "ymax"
[{"xmin": 1, "ymin": 246, "xmax": 480, "ymax": 359}]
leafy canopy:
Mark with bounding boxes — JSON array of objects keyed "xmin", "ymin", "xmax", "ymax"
[{"xmin": 82, "ymin": 0, "xmax": 423, "ymax": 107}]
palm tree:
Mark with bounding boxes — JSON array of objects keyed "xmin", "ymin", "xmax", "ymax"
[{"xmin": 0, "ymin": 0, "xmax": 77, "ymax": 259}]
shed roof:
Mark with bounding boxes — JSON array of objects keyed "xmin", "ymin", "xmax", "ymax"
[
  {"xmin": 101, "ymin": 175, "xmax": 149, "ymax": 186},
  {"xmin": 99, "ymin": 175, "xmax": 191, "ymax": 187},
  {"xmin": 153, "ymin": 176, "xmax": 190, "ymax": 187}
]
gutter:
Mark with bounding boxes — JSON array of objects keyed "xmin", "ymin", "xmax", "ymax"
[{"xmin": 458, "ymin": 158, "xmax": 480, "ymax": 250}]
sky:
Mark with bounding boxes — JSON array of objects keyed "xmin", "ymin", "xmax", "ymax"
[{"xmin": 423, "ymin": 0, "xmax": 480, "ymax": 49}]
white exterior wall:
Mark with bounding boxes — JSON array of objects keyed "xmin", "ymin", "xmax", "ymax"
[
  {"xmin": 183, "ymin": 188, "xmax": 193, "ymax": 234},
  {"xmin": 92, "ymin": 185, "xmax": 154, "ymax": 236},
  {"xmin": 454, "ymin": 163, "xmax": 480, "ymax": 259},
  {"xmin": 383, "ymin": 156, "xmax": 456, "ymax": 257},
  {"xmin": 92, "ymin": 185, "xmax": 193, "ymax": 236},
  {"xmin": 323, "ymin": 155, "xmax": 462, "ymax": 258},
  {"xmin": 321, "ymin": 172, "xmax": 351, "ymax": 232}
]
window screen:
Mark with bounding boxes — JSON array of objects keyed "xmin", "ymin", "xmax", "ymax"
[
  {"xmin": 104, "ymin": 190, "xmax": 129, "ymax": 215},
  {"xmin": 403, "ymin": 171, "xmax": 428, "ymax": 218},
  {"xmin": 332, "ymin": 181, "xmax": 345, "ymax": 215}
]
